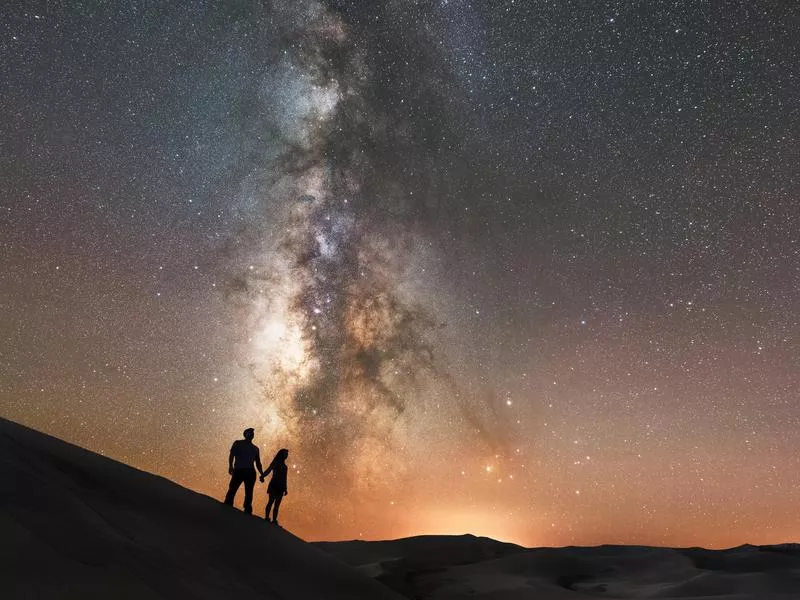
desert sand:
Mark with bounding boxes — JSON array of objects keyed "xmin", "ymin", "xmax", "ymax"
[
  {"xmin": 320, "ymin": 536, "xmax": 800, "ymax": 599},
  {"xmin": 3, "ymin": 417, "xmax": 798, "ymax": 599},
  {"xmin": 0, "ymin": 417, "xmax": 402, "ymax": 599}
]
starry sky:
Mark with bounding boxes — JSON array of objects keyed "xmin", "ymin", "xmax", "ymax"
[{"xmin": 1, "ymin": 1, "xmax": 798, "ymax": 548}]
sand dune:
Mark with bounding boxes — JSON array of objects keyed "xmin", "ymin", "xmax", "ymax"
[
  {"xmin": 318, "ymin": 538, "xmax": 800, "ymax": 599},
  {"xmin": 3, "ymin": 416, "xmax": 798, "ymax": 599},
  {"xmin": 0, "ymin": 417, "xmax": 402, "ymax": 599}
]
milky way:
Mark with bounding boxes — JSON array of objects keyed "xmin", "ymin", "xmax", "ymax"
[
  {"xmin": 1, "ymin": 1, "xmax": 798, "ymax": 547},
  {"xmin": 222, "ymin": 2, "xmax": 463, "ymax": 523}
]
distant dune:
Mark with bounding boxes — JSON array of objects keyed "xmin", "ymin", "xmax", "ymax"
[
  {"xmin": 3, "ymin": 417, "xmax": 798, "ymax": 600},
  {"xmin": 318, "ymin": 536, "xmax": 800, "ymax": 599}
]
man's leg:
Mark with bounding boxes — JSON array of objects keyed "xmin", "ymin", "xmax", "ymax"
[
  {"xmin": 242, "ymin": 470, "xmax": 257, "ymax": 514},
  {"xmin": 224, "ymin": 471, "xmax": 243, "ymax": 505}
]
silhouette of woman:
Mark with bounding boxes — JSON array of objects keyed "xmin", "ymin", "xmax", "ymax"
[{"xmin": 260, "ymin": 448, "xmax": 289, "ymax": 525}]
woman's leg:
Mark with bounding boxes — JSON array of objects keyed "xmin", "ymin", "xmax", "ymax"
[
  {"xmin": 272, "ymin": 494, "xmax": 283, "ymax": 523},
  {"xmin": 265, "ymin": 495, "xmax": 275, "ymax": 520}
]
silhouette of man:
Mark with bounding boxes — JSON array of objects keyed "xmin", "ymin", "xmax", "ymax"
[{"xmin": 223, "ymin": 428, "xmax": 264, "ymax": 514}]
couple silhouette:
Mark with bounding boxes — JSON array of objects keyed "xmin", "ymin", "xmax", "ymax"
[{"xmin": 223, "ymin": 428, "xmax": 289, "ymax": 525}]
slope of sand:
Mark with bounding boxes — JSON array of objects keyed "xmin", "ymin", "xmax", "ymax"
[
  {"xmin": 318, "ymin": 538, "xmax": 800, "ymax": 599},
  {"xmin": 0, "ymin": 417, "xmax": 402, "ymax": 600},
  {"xmin": 4, "ymin": 416, "xmax": 798, "ymax": 600}
]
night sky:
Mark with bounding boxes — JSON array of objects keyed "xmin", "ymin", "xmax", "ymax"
[{"xmin": 1, "ymin": 1, "xmax": 798, "ymax": 548}]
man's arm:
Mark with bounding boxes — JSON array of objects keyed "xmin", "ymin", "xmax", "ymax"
[
  {"xmin": 255, "ymin": 448, "xmax": 264, "ymax": 477},
  {"xmin": 228, "ymin": 443, "xmax": 235, "ymax": 474}
]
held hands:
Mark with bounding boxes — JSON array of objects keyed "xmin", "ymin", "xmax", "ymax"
[
  {"xmin": 259, "ymin": 475, "xmax": 266, "ymax": 483},
  {"xmin": 228, "ymin": 467, "xmax": 234, "ymax": 475}
]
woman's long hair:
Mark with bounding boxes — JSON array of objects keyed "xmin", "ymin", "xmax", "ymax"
[{"xmin": 271, "ymin": 448, "xmax": 289, "ymax": 465}]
